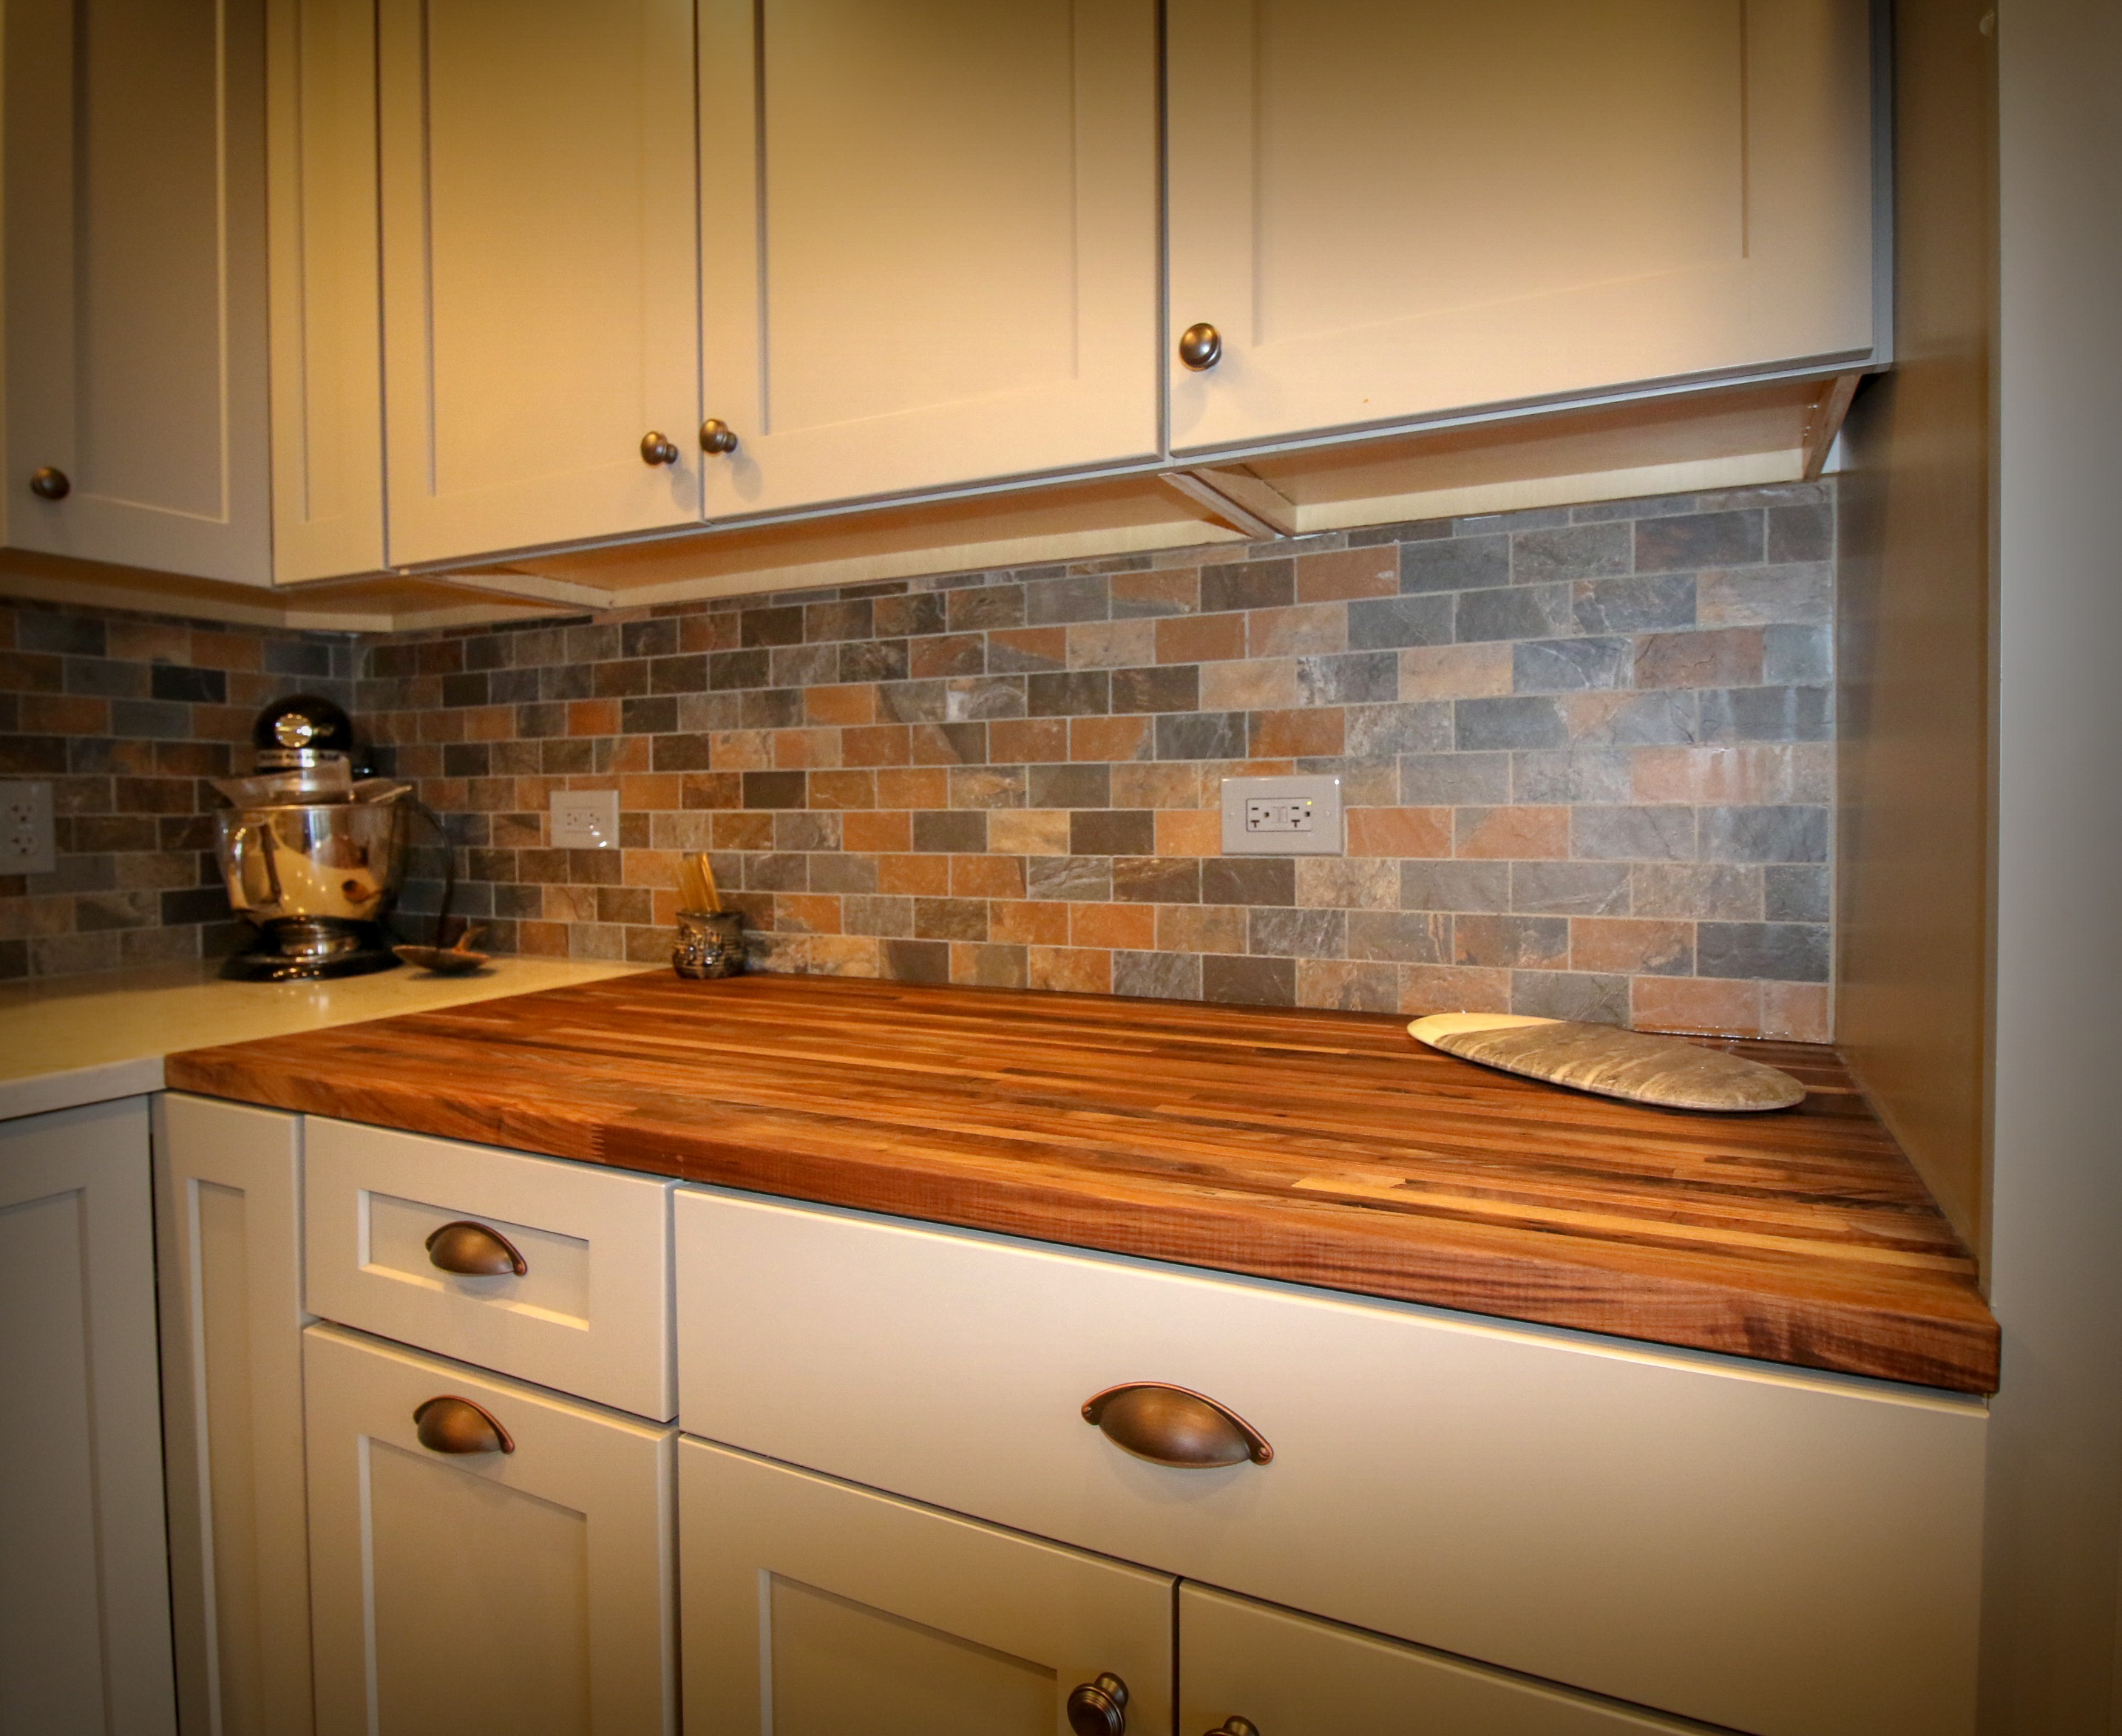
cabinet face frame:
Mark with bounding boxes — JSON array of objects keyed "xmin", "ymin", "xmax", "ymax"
[
  {"xmin": 2, "ymin": 0, "xmax": 273, "ymax": 583},
  {"xmin": 694, "ymin": 0, "xmax": 1162, "ymax": 521},
  {"xmin": 375, "ymin": 0, "xmax": 704, "ymax": 566},
  {"xmin": 303, "ymin": 1323, "xmax": 678, "ymax": 1736},
  {"xmin": 0, "ymin": 1096, "xmax": 176, "ymax": 1735},
  {"xmin": 1165, "ymin": 0, "xmax": 1881, "ymax": 456},
  {"xmin": 680, "ymin": 1438, "xmax": 1175, "ymax": 1734},
  {"xmin": 155, "ymin": 1094, "xmax": 316, "ymax": 1736}
]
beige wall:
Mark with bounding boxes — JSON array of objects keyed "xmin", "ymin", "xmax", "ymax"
[{"xmin": 1835, "ymin": 0, "xmax": 1996, "ymax": 1262}]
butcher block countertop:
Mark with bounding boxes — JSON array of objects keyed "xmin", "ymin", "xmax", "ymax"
[{"xmin": 164, "ymin": 972, "xmax": 1999, "ymax": 1394}]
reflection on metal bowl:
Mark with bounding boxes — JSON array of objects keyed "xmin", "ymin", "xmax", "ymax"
[{"xmin": 214, "ymin": 803, "xmax": 410, "ymax": 924}]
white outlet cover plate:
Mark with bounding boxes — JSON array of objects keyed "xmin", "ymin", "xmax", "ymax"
[
  {"xmin": 1220, "ymin": 774, "xmax": 1343, "ymax": 855},
  {"xmin": 0, "ymin": 779, "xmax": 57, "ymax": 875},
  {"xmin": 550, "ymin": 789, "xmax": 620, "ymax": 849}
]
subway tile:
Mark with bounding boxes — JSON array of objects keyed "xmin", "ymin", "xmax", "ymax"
[
  {"xmin": 1511, "ymin": 522, "xmax": 1631, "ymax": 583},
  {"xmin": 1026, "ymin": 671, "xmax": 1111, "ymax": 716},
  {"xmin": 1701, "ymin": 804, "xmax": 1831, "ymax": 863},
  {"xmin": 1199, "ymin": 856, "xmax": 1295, "ymax": 906},
  {"xmin": 1696, "ymin": 563, "xmax": 1833, "ymax": 627},
  {"xmin": 1113, "ymin": 856, "xmax": 1200, "ymax": 903},
  {"xmin": 1155, "ymin": 711, "xmax": 1247, "ymax": 761},
  {"xmin": 1249, "ymin": 906, "xmax": 1344, "ymax": 959},
  {"xmin": 1510, "ymin": 750, "xmax": 1633, "ymax": 804},
  {"xmin": 1454, "ymin": 914, "xmax": 1569, "ymax": 969},
  {"xmin": 1345, "ymin": 909, "xmax": 1448, "ymax": 963},
  {"xmin": 1511, "ymin": 970, "xmax": 1630, "ymax": 1025},
  {"xmin": 1023, "ymin": 574, "xmax": 1111, "ymax": 625},
  {"xmin": 1571, "ymin": 805, "xmax": 1697, "ymax": 861},
  {"xmin": 1400, "ymin": 535, "xmax": 1508, "ymax": 594},
  {"xmin": 1071, "ymin": 810, "xmax": 1154, "ymax": 856},
  {"xmin": 1763, "ymin": 863, "xmax": 1831, "ymax": 923},
  {"xmin": 1634, "ymin": 510, "xmax": 1764, "ymax": 572},
  {"xmin": 1201, "ymin": 558, "xmax": 1294, "ymax": 614},
  {"xmin": 1697, "ymin": 921, "xmax": 1830, "ymax": 983},
  {"xmin": 1114, "ymin": 949, "xmax": 1202, "ymax": 1000},
  {"xmin": 1698, "ymin": 685, "xmax": 1833, "ymax": 743},
  {"xmin": 1201, "ymin": 953, "xmax": 1295, "ymax": 1006},
  {"xmin": 1455, "ymin": 696, "xmax": 1567, "ymax": 751},
  {"xmin": 1349, "ymin": 594, "xmax": 1455, "ymax": 650},
  {"xmin": 1512, "ymin": 637, "xmax": 1632, "ymax": 693},
  {"xmin": 1511, "ymin": 861, "xmax": 1632, "ymax": 916},
  {"xmin": 1400, "ymin": 751, "xmax": 1510, "ymax": 805},
  {"xmin": 1570, "ymin": 574, "xmax": 1697, "ymax": 634}
]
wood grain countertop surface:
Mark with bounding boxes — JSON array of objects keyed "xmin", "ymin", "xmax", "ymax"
[{"xmin": 163, "ymin": 972, "xmax": 1999, "ymax": 1393}]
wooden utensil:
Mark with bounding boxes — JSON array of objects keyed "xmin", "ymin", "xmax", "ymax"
[
  {"xmin": 1406, "ymin": 1013, "xmax": 1805, "ymax": 1112},
  {"xmin": 678, "ymin": 852, "xmax": 721, "ymax": 913}
]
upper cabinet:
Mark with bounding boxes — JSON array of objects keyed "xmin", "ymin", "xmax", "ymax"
[
  {"xmin": 694, "ymin": 0, "xmax": 1160, "ymax": 520},
  {"xmin": 376, "ymin": 0, "xmax": 703, "ymax": 566},
  {"xmin": 1166, "ymin": 0, "xmax": 1878, "ymax": 454}
]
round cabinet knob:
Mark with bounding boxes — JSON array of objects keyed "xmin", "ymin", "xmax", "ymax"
[
  {"xmin": 424, "ymin": 1219, "xmax": 528, "ymax": 1277},
  {"xmin": 640, "ymin": 430, "xmax": 682, "ymax": 466},
  {"xmin": 1205, "ymin": 1721, "xmax": 1260, "ymax": 1736},
  {"xmin": 413, "ymin": 1394, "xmax": 515, "ymax": 1455},
  {"xmin": 1176, "ymin": 322, "xmax": 1222, "ymax": 371},
  {"xmin": 699, "ymin": 418, "xmax": 739, "ymax": 455},
  {"xmin": 1082, "ymin": 1383, "xmax": 1272, "ymax": 1468},
  {"xmin": 30, "ymin": 466, "xmax": 70, "ymax": 500},
  {"xmin": 1066, "ymin": 1672, "xmax": 1130, "ymax": 1736}
]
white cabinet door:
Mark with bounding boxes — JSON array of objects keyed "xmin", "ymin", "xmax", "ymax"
[
  {"xmin": 1167, "ymin": 0, "xmax": 1877, "ymax": 454},
  {"xmin": 681, "ymin": 1439, "xmax": 1173, "ymax": 1736},
  {"xmin": 305, "ymin": 1324, "xmax": 677, "ymax": 1736},
  {"xmin": 2, "ymin": 0, "xmax": 272, "ymax": 583},
  {"xmin": 0, "ymin": 1097, "xmax": 175, "ymax": 1735},
  {"xmin": 378, "ymin": 0, "xmax": 702, "ymax": 566},
  {"xmin": 155, "ymin": 1096, "xmax": 313, "ymax": 1736},
  {"xmin": 695, "ymin": 0, "xmax": 1159, "ymax": 518},
  {"xmin": 1180, "ymin": 1584, "xmax": 1704, "ymax": 1736}
]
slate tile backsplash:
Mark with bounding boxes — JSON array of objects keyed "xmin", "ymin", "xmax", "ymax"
[{"xmin": 0, "ymin": 480, "xmax": 1836, "ymax": 1040}]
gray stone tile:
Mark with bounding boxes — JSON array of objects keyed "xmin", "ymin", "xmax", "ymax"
[
  {"xmin": 945, "ymin": 676, "xmax": 1026, "ymax": 721},
  {"xmin": 1297, "ymin": 960, "xmax": 1402, "ymax": 1012},
  {"xmin": 1697, "ymin": 921, "xmax": 1830, "ymax": 983},
  {"xmin": 1634, "ymin": 509, "xmax": 1764, "ymax": 572},
  {"xmin": 1512, "ymin": 637, "xmax": 1633, "ymax": 693},
  {"xmin": 1555, "ymin": 691, "xmax": 1699, "ymax": 746},
  {"xmin": 1568, "ymin": 492, "xmax": 1703, "ymax": 523},
  {"xmin": 844, "ymin": 894, "xmax": 912, "ymax": 936},
  {"xmin": 1026, "ymin": 671, "xmax": 1111, "ymax": 716},
  {"xmin": 1572, "ymin": 806, "xmax": 1697, "ymax": 861},
  {"xmin": 876, "ymin": 679, "xmax": 949, "ymax": 723},
  {"xmin": 1511, "ymin": 970, "xmax": 1630, "ymax": 1025},
  {"xmin": 1510, "ymin": 861, "xmax": 1632, "ymax": 915},
  {"xmin": 1701, "ymin": 804, "xmax": 1830, "ymax": 864},
  {"xmin": 1297, "ymin": 651, "xmax": 1399, "ymax": 706},
  {"xmin": 1455, "ymin": 507, "xmax": 1570, "ymax": 534},
  {"xmin": 1201, "ymin": 558, "xmax": 1295, "ymax": 614},
  {"xmin": 1764, "ymin": 863, "xmax": 1831, "ymax": 923},
  {"xmin": 1400, "ymin": 751, "xmax": 1511, "ymax": 805},
  {"xmin": 1113, "ymin": 857, "xmax": 1201, "ymax": 903},
  {"xmin": 1454, "ymin": 584, "xmax": 1573, "ymax": 642},
  {"xmin": 1763, "ymin": 625, "xmax": 1832, "ymax": 685},
  {"xmin": 1632, "ymin": 862, "xmax": 1762, "ymax": 919},
  {"xmin": 1454, "ymin": 913, "xmax": 1569, "ymax": 969},
  {"xmin": 1325, "ymin": 759, "xmax": 1399, "ymax": 805},
  {"xmin": 1510, "ymin": 521, "xmax": 1631, "ymax": 583},
  {"xmin": 1156, "ymin": 711, "xmax": 1249, "ymax": 760},
  {"xmin": 1697, "ymin": 563, "xmax": 1833, "ymax": 626},
  {"xmin": 1346, "ymin": 700, "xmax": 1451, "ymax": 757},
  {"xmin": 1767, "ymin": 502, "xmax": 1834, "ymax": 564},
  {"xmin": 1698, "ymin": 686, "xmax": 1833, "ymax": 743},
  {"xmin": 1295, "ymin": 857, "xmax": 1398, "ymax": 909},
  {"xmin": 1113, "ymin": 949, "xmax": 1201, "ymax": 1001},
  {"xmin": 809, "ymin": 853, "xmax": 878, "ymax": 894},
  {"xmin": 1201, "ymin": 857, "xmax": 1295, "ymax": 906},
  {"xmin": 1509, "ymin": 750, "xmax": 1633, "ymax": 804},
  {"xmin": 1349, "ymin": 594, "xmax": 1454, "ymax": 650},
  {"xmin": 1110, "ymin": 664, "xmax": 1200, "ymax": 713},
  {"xmin": 1201, "ymin": 953, "xmax": 1296, "ymax": 1006},
  {"xmin": 949, "ymin": 583, "xmax": 1025, "ymax": 631},
  {"xmin": 1249, "ymin": 906, "xmax": 1346, "ymax": 959},
  {"xmin": 1345, "ymin": 909, "xmax": 1449, "ymax": 963},
  {"xmin": 1570, "ymin": 574, "xmax": 1697, "ymax": 633},
  {"xmin": 1028, "ymin": 763, "xmax": 1109, "ymax": 807},
  {"xmin": 1399, "ymin": 535, "xmax": 1508, "ymax": 594},
  {"xmin": 1026, "ymin": 855, "xmax": 1112, "ymax": 901},
  {"xmin": 1457, "ymin": 696, "xmax": 1567, "ymax": 750},
  {"xmin": 1023, "ymin": 574, "xmax": 1111, "ymax": 624}
]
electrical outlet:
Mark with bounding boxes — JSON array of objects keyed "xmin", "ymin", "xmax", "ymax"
[
  {"xmin": 550, "ymin": 789, "xmax": 620, "ymax": 849},
  {"xmin": 1220, "ymin": 774, "xmax": 1343, "ymax": 855},
  {"xmin": 0, "ymin": 781, "xmax": 56, "ymax": 875}
]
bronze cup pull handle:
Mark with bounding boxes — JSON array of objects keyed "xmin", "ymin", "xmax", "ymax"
[
  {"xmin": 1066, "ymin": 1672, "xmax": 1130, "ymax": 1736},
  {"xmin": 413, "ymin": 1394, "xmax": 514, "ymax": 1455},
  {"xmin": 1082, "ymin": 1383, "xmax": 1272, "ymax": 1468},
  {"xmin": 1205, "ymin": 1721, "xmax": 1260, "ymax": 1736},
  {"xmin": 425, "ymin": 1219, "xmax": 527, "ymax": 1277}
]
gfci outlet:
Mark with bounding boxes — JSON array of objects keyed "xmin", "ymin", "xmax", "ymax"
[
  {"xmin": 0, "ymin": 780, "xmax": 57, "ymax": 875},
  {"xmin": 1220, "ymin": 774, "xmax": 1343, "ymax": 855},
  {"xmin": 550, "ymin": 789, "xmax": 620, "ymax": 849}
]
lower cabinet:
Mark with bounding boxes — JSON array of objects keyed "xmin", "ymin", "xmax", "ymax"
[
  {"xmin": 302, "ymin": 1323, "xmax": 678, "ymax": 1736},
  {"xmin": 0, "ymin": 1096, "xmax": 176, "ymax": 1735},
  {"xmin": 679, "ymin": 1439, "xmax": 1174, "ymax": 1735}
]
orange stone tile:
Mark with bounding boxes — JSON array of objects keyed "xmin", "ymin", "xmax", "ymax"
[
  {"xmin": 1296, "ymin": 959, "xmax": 1400, "ymax": 1012},
  {"xmin": 1346, "ymin": 806, "xmax": 1451, "ymax": 858},
  {"xmin": 1454, "ymin": 805, "xmax": 1570, "ymax": 859},
  {"xmin": 682, "ymin": 772, "xmax": 744, "ymax": 809},
  {"xmin": 1570, "ymin": 917, "xmax": 1695, "ymax": 976},
  {"xmin": 1397, "ymin": 964, "xmax": 1512, "ymax": 1016},
  {"xmin": 566, "ymin": 698, "xmax": 620, "ymax": 736},
  {"xmin": 1762, "ymin": 982, "xmax": 1832, "ymax": 1044},
  {"xmin": 952, "ymin": 853, "xmax": 1026, "ymax": 898},
  {"xmin": 681, "ymin": 613, "xmax": 741, "ymax": 653},
  {"xmin": 609, "ymin": 736, "xmax": 653, "ymax": 774},
  {"xmin": 517, "ymin": 920, "xmax": 570, "ymax": 957},
  {"xmin": 708, "ymin": 730, "xmax": 773, "ymax": 770},
  {"xmin": 1248, "ymin": 603, "xmax": 1348, "ymax": 658},
  {"xmin": 875, "ymin": 767, "xmax": 950, "ymax": 809},
  {"xmin": 950, "ymin": 940, "xmax": 1029, "ymax": 988},
  {"xmin": 805, "ymin": 935, "xmax": 882, "ymax": 977},
  {"xmin": 806, "ymin": 683, "xmax": 876, "ymax": 726},
  {"xmin": 1295, "ymin": 546, "xmax": 1400, "ymax": 602},
  {"xmin": 1398, "ymin": 643, "xmax": 1513, "ymax": 700},
  {"xmin": 842, "ymin": 810, "xmax": 911, "ymax": 853},
  {"xmin": 1155, "ymin": 809, "xmax": 1222, "ymax": 856},
  {"xmin": 622, "ymin": 847, "xmax": 681, "ymax": 888},
  {"xmin": 1629, "ymin": 745, "xmax": 1794, "ymax": 805},
  {"xmin": 651, "ymin": 888, "xmax": 685, "ymax": 928},
  {"xmin": 911, "ymin": 634, "xmax": 986, "ymax": 679},
  {"xmin": 911, "ymin": 724, "xmax": 985, "ymax": 765},
  {"xmin": 1156, "ymin": 903, "xmax": 1247, "ymax": 953},
  {"xmin": 713, "ymin": 811, "xmax": 774, "ymax": 851},
  {"xmin": 543, "ymin": 884, "xmax": 599, "ymax": 923},
  {"xmin": 807, "ymin": 769, "xmax": 877, "ymax": 810},
  {"xmin": 1250, "ymin": 708, "xmax": 1344, "ymax": 758},
  {"xmin": 988, "ymin": 810, "xmax": 1071, "ymax": 855},
  {"xmin": 988, "ymin": 626, "xmax": 1068, "ymax": 671},
  {"xmin": 774, "ymin": 728, "xmax": 842, "ymax": 769},
  {"xmin": 21, "ymin": 694, "xmax": 106, "ymax": 733},
  {"xmin": 878, "ymin": 853, "xmax": 953, "ymax": 895},
  {"xmin": 1071, "ymin": 715, "xmax": 1150, "ymax": 762},
  {"xmin": 841, "ymin": 724, "xmax": 912, "ymax": 766},
  {"xmin": 991, "ymin": 900, "xmax": 1072, "ymax": 945},
  {"xmin": 464, "ymin": 705, "xmax": 515, "ymax": 742},
  {"xmin": 1200, "ymin": 658, "xmax": 1300, "ymax": 711},
  {"xmin": 1027, "ymin": 946, "xmax": 1111, "ymax": 994},
  {"xmin": 1631, "ymin": 976, "xmax": 1763, "ymax": 1038},
  {"xmin": 1110, "ymin": 568, "xmax": 1199, "ymax": 615},
  {"xmin": 1156, "ymin": 612, "xmax": 1247, "ymax": 665},
  {"xmin": 1633, "ymin": 628, "xmax": 1765, "ymax": 691},
  {"xmin": 1111, "ymin": 763, "xmax": 1200, "ymax": 808},
  {"xmin": 775, "ymin": 893, "xmax": 844, "ymax": 934},
  {"xmin": 988, "ymin": 718, "xmax": 1070, "ymax": 764},
  {"xmin": 620, "ymin": 773, "xmax": 683, "ymax": 810},
  {"xmin": 1071, "ymin": 902, "xmax": 1155, "ymax": 950}
]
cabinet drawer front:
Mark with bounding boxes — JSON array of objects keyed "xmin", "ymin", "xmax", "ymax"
[
  {"xmin": 305, "ymin": 1118, "xmax": 674, "ymax": 1418},
  {"xmin": 303, "ymin": 1324, "xmax": 676, "ymax": 1736},
  {"xmin": 1181, "ymin": 1584, "xmax": 1702, "ymax": 1736},
  {"xmin": 675, "ymin": 1187, "xmax": 1984, "ymax": 1736},
  {"xmin": 681, "ymin": 1439, "xmax": 1173, "ymax": 1735}
]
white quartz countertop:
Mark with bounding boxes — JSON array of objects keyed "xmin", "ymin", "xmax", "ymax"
[{"xmin": 0, "ymin": 956, "xmax": 650, "ymax": 1120}]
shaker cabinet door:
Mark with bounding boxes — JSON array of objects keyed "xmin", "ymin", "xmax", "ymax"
[
  {"xmin": 2, "ymin": 0, "xmax": 272, "ymax": 583},
  {"xmin": 1179, "ymin": 1584, "xmax": 1706, "ymax": 1736},
  {"xmin": 1167, "ymin": 0, "xmax": 1878, "ymax": 454},
  {"xmin": 681, "ymin": 1438, "xmax": 1174, "ymax": 1736},
  {"xmin": 695, "ymin": 0, "xmax": 1159, "ymax": 518},
  {"xmin": 377, "ymin": 0, "xmax": 702, "ymax": 566},
  {"xmin": 305, "ymin": 1324, "xmax": 678, "ymax": 1736}
]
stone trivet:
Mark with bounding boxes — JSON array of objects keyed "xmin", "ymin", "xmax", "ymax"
[{"xmin": 1406, "ymin": 1014, "xmax": 1806, "ymax": 1113}]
